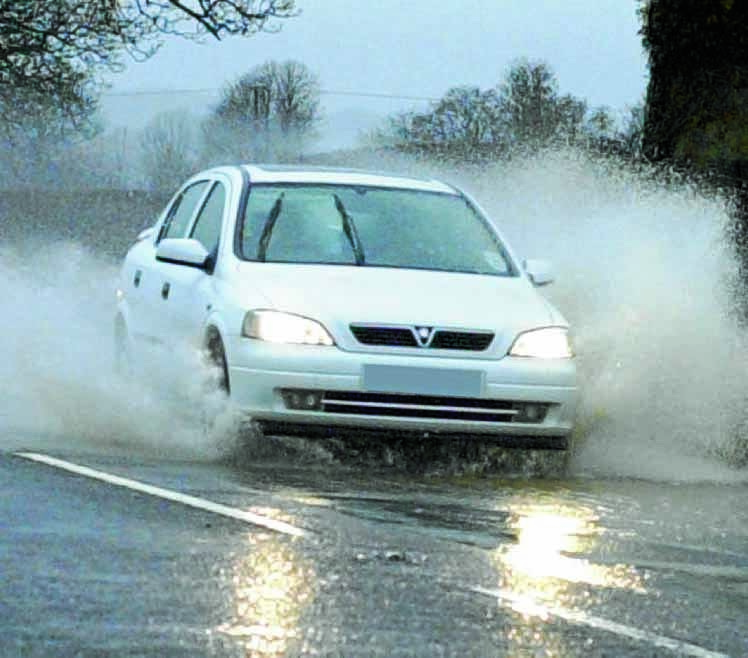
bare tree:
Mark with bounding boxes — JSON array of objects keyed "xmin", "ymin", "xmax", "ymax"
[
  {"xmin": 585, "ymin": 106, "xmax": 616, "ymax": 140},
  {"xmin": 206, "ymin": 59, "xmax": 321, "ymax": 162},
  {"xmin": 383, "ymin": 61, "xmax": 588, "ymax": 162},
  {"xmin": 139, "ymin": 111, "xmax": 198, "ymax": 191},
  {"xmin": 0, "ymin": 85, "xmax": 100, "ymax": 187},
  {"xmin": 619, "ymin": 102, "xmax": 645, "ymax": 159},
  {"xmin": 499, "ymin": 59, "xmax": 586, "ymax": 150},
  {"xmin": 386, "ymin": 86, "xmax": 504, "ymax": 161},
  {"xmin": 251, "ymin": 60, "xmax": 321, "ymax": 134},
  {"xmin": 0, "ymin": 1, "xmax": 296, "ymax": 118}
]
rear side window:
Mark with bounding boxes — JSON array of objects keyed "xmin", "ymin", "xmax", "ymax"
[
  {"xmin": 160, "ymin": 181, "xmax": 209, "ymax": 241},
  {"xmin": 190, "ymin": 183, "xmax": 226, "ymax": 254}
]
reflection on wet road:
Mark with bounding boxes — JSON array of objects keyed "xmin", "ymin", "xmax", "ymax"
[
  {"xmin": 494, "ymin": 501, "xmax": 645, "ymax": 605},
  {"xmin": 216, "ymin": 534, "xmax": 315, "ymax": 656},
  {"xmin": 2, "ymin": 443, "xmax": 747, "ymax": 657}
]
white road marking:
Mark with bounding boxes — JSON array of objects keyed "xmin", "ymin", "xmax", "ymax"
[
  {"xmin": 472, "ymin": 586, "xmax": 730, "ymax": 658},
  {"xmin": 633, "ymin": 559, "xmax": 748, "ymax": 579},
  {"xmin": 15, "ymin": 452, "xmax": 306, "ymax": 538}
]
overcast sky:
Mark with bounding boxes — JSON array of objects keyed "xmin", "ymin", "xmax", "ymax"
[{"xmin": 104, "ymin": 1, "xmax": 649, "ymax": 149}]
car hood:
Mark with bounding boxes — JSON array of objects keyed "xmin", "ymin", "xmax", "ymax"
[{"xmin": 236, "ymin": 263, "xmax": 564, "ymax": 355}]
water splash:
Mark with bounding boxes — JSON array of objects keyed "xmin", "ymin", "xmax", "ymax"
[
  {"xmin": 452, "ymin": 150, "xmax": 748, "ymax": 482},
  {"xmin": 0, "ymin": 242, "xmax": 238, "ymax": 460},
  {"xmin": 2, "ymin": 149, "xmax": 747, "ymax": 482}
]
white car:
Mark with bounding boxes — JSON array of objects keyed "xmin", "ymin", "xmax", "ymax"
[{"xmin": 116, "ymin": 165, "xmax": 577, "ymax": 450}]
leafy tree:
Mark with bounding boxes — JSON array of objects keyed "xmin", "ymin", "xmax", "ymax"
[
  {"xmin": 139, "ymin": 111, "xmax": 198, "ymax": 192},
  {"xmin": 640, "ymin": 0, "xmax": 748, "ymax": 309},
  {"xmin": 205, "ymin": 59, "xmax": 321, "ymax": 162},
  {"xmin": 640, "ymin": 0, "xmax": 748, "ymax": 170}
]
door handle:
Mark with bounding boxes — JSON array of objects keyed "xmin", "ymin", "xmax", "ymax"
[
  {"xmin": 161, "ymin": 282, "xmax": 170, "ymax": 300},
  {"xmin": 133, "ymin": 270, "xmax": 142, "ymax": 287}
]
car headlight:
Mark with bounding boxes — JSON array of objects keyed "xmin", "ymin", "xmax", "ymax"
[
  {"xmin": 509, "ymin": 327, "xmax": 573, "ymax": 359},
  {"xmin": 242, "ymin": 310, "xmax": 335, "ymax": 346}
]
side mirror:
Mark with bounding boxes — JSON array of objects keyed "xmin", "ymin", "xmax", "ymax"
[
  {"xmin": 156, "ymin": 238, "xmax": 210, "ymax": 269},
  {"xmin": 523, "ymin": 259, "xmax": 554, "ymax": 286}
]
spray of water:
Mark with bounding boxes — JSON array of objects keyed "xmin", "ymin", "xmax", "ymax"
[
  {"xmin": 1, "ymin": 149, "xmax": 746, "ymax": 481},
  {"xmin": 451, "ymin": 150, "xmax": 748, "ymax": 482},
  {"xmin": 0, "ymin": 242, "xmax": 238, "ymax": 460}
]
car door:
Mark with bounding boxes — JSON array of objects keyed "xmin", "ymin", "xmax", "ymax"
[
  {"xmin": 121, "ymin": 223, "xmax": 162, "ymax": 346},
  {"xmin": 144, "ymin": 179, "xmax": 212, "ymax": 344},
  {"xmin": 156, "ymin": 178, "xmax": 229, "ymax": 348}
]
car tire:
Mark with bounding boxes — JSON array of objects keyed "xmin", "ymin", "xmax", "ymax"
[{"xmin": 204, "ymin": 329, "xmax": 230, "ymax": 396}]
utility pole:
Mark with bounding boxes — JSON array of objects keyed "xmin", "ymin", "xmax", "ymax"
[{"xmin": 248, "ymin": 84, "xmax": 271, "ymax": 161}]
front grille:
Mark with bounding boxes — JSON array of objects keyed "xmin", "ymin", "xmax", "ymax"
[
  {"xmin": 350, "ymin": 326, "xmax": 418, "ymax": 347},
  {"xmin": 350, "ymin": 324, "xmax": 495, "ymax": 351},
  {"xmin": 430, "ymin": 330, "xmax": 494, "ymax": 350},
  {"xmin": 316, "ymin": 391, "xmax": 547, "ymax": 424}
]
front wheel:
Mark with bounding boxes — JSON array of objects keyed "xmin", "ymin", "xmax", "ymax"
[
  {"xmin": 204, "ymin": 330, "xmax": 230, "ymax": 396},
  {"xmin": 197, "ymin": 330, "xmax": 234, "ymax": 441}
]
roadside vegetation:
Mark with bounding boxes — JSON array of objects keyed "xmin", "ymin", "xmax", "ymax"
[{"xmin": 0, "ymin": 189, "xmax": 167, "ymax": 259}]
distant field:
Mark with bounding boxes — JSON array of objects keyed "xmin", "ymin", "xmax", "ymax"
[{"xmin": 0, "ymin": 189, "xmax": 169, "ymax": 259}]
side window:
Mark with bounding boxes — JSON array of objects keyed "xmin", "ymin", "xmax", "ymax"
[
  {"xmin": 190, "ymin": 182, "xmax": 226, "ymax": 254},
  {"xmin": 160, "ymin": 181, "xmax": 210, "ymax": 241}
]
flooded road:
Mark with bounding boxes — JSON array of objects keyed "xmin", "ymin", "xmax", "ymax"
[{"xmin": 3, "ymin": 436, "xmax": 747, "ymax": 657}]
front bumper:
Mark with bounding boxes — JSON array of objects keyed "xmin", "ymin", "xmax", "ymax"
[{"xmin": 226, "ymin": 337, "xmax": 578, "ymax": 444}]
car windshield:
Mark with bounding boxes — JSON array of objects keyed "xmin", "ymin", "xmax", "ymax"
[{"xmin": 239, "ymin": 184, "xmax": 517, "ymax": 276}]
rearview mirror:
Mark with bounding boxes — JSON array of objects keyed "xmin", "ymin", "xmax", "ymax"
[
  {"xmin": 523, "ymin": 259, "xmax": 554, "ymax": 286},
  {"xmin": 156, "ymin": 238, "xmax": 210, "ymax": 269}
]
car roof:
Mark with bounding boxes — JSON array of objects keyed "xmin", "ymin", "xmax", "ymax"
[{"xmin": 239, "ymin": 164, "xmax": 458, "ymax": 194}]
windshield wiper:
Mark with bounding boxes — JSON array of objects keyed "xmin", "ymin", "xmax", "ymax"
[
  {"xmin": 333, "ymin": 194, "xmax": 366, "ymax": 266},
  {"xmin": 256, "ymin": 193, "xmax": 284, "ymax": 262}
]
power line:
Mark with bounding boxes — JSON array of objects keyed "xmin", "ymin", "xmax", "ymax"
[
  {"xmin": 103, "ymin": 87, "xmax": 218, "ymax": 97},
  {"xmin": 323, "ymin": 89, "xmax": 439, "ymax": 102},
  {"xmin": 102, "ymin": 86, "xmax": 439, "ymax": 102}
]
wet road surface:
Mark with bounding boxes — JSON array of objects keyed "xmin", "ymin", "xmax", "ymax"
[{"xmin": 2, "ymin": 434, "xmax": 747, "ymax": 657}]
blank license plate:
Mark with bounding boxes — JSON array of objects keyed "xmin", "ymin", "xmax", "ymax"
[{"xmin": 362, "ymin": 365, "xmax": 484, "ymax": 397}]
